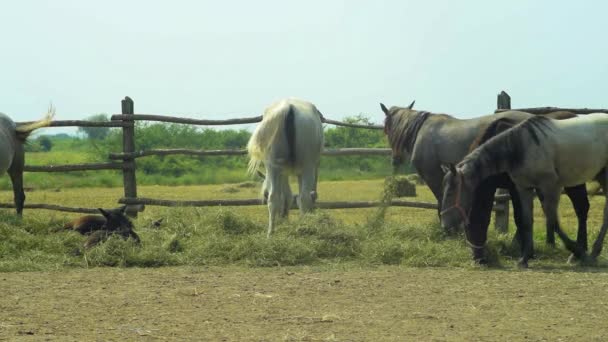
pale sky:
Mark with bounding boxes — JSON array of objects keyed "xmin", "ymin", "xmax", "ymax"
[{"xmin": 1, "ymin": 1, "xmax": 607, "ymax": 134}]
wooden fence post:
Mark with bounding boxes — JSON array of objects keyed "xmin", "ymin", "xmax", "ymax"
[
  {"xmin": 494, "ymin": 91, "xmax": 511, "ymax": 233},
  {"xmin": 121, "ymin": 96, "xmax": 139, "ymax": 217}
]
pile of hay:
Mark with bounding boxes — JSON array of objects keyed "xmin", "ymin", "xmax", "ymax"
[
  {"xmin": 405, "ymin": 173, "xmax": 425, "ymax": 185},
  {"xmin": 388, "ymin": 176, "xmax": 417, "ymax": 197}
]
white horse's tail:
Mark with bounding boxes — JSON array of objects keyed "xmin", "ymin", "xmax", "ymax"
[
  {"xmin": 16, "ymin": 105, "xmax": 55, "ymax": 142},
  {"xmin": 247, "ymin": 103, "xmax": 295, "ymax": 175}
]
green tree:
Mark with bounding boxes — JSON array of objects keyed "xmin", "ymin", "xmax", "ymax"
[
  {"xmin": 38, "ymin": 136, "xmax": 53, "ymax": 152},
  {"xmin": 78, "ymin": 114, "xmax": 110, "ymax": 140}
]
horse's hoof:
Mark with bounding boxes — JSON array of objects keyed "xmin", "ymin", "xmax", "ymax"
[
  {"xmin": 472, "ymin": 258, "xmax": 488, "ymax": 267},
  {"xmin": 579, "ymin": 255, "xmax": 598, "ymax": 267}
]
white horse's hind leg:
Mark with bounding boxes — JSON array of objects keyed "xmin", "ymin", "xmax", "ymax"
[
  {"xmin": 297, "ymin": 167, "xmax": 316, "ymax": 214},
  {"xmin": 281, "ymin": 174, "xmax": 292, "ymax": 218},
  {"xmin": 266, "ymin": 167, "xmax": 282, "ymax": 238}
]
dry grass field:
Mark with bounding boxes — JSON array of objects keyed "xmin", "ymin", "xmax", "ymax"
[{"xmin": 1, "ymin": 180, "xmax": 608, "ymax": 340}]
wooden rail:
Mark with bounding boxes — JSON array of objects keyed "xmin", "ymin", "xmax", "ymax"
[
  {"xmin": 495, "ymin": 107, "xmax": 608, "ymax": 115},
  {"xmin": 118, "ymin": 196, "xmax": 438, "ymax": 209},
  {"xmin": 24, "ymin": 162, "xmax": 125, "ymax": 172},
  {"xmin": 111, "ymin": 114, "xmax": 263, "ymax": 126},
  {"xmin": 17, "ymin": 120, "xmax": 130, "ymax": 128},
  {"xmin": 0, "ymin": 203, "xmax": 101, "ymax": 214},
  {"xmin": 108, "ymin": 148, "xmax": 391, "ymax": 160}
]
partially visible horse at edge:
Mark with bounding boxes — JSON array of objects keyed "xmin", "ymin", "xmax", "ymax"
[
  {"xmin": 441, "ymin": 114, "xmax": 608, "ymax": 267},
  {"xmin": 0, "ymin": 107, "xmax": 54, "ymax": 216},
  {"xmin": 247, "ymin": 98, "xmax": 324, "ymax": 237}
]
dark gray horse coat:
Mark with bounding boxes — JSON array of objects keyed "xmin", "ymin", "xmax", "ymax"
[
  {"xmin": 0, "ymin": 109, "xmax": 54, "ymax": 215},
  {"xmin": 381, "ymin": 102, "xmax": 532, "ymax": 211}
]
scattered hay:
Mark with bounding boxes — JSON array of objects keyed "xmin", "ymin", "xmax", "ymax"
[
  {"xmin": 220, "ymin": 186, "xmax": 240, "ymax": 194},
  {"xmin": 237, "ymin": 181, "xmax": 258, "ymax": 188}
]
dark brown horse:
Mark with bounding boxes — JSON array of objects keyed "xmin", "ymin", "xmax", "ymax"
[{"xmin": 65, "ymin": 206, "xmax": 140, "ymax": 248}]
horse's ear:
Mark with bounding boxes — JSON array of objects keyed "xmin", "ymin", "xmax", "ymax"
[
  {"xmin": 441, "ymin": 163, "xmax": 457, "ymax": 174},
  {"xmin": 119, "ymin": 205, "xmax": 127, "ymax": 215},
  {"xmin": 380, "ymin": 103, "xmax": 390, "ymax": 116},
  {"xmin": 407, "ymin": 100, "xmax": 415, "ymax": 110}
]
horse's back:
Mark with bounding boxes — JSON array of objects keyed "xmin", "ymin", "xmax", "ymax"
[{"xmin": 552, "ymin": 114, "xmax": 608, "ymax": 185}]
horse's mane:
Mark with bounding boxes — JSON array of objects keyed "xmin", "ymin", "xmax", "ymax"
[
  {"xmin": 469, "ymin": 117, "xmax": 521, "ymax": 153},
  {"xmin": 469, "ymin": 111, "xmax": 575, "ymax": 153},
  {"xmin": 462, "ymin": 115, "xmax": 554, "ymax": 174},
  {"xmin": 384, "ymin": 110, "xmax": 432, "ymax": 154}
]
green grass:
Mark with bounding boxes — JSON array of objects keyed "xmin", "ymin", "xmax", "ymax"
[{"xmin": 0, "ymin": 180, "xmax": 604, "ymax": 272}]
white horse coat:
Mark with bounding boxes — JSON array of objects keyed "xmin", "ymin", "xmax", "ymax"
[{"xmin": 247, "ymin": 98, "xmax": 324, "ymax": 236}]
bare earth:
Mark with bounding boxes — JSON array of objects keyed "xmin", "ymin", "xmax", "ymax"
[{"xmin": 2, "ymin": 267, "xmax": 608, "ymax": 341}]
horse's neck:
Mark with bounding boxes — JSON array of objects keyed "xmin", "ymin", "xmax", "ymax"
[{"xmin": 462, "ymin": 147, "xmax": 511, "ymax": 188}]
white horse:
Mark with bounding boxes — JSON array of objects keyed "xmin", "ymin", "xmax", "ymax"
[{"xmin": 247, "ymin": 98, "xmax": 324, "ymax": 237}]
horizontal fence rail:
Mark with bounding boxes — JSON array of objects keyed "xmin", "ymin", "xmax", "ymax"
[
  {"xmin": 108, "ymin": 148, "xmax": 391, "ymax": 160},
  {"xmin": 495, "ymin": 107, "xmax": 608, "ymax": 115},
  {"xmin": 110, "ymin": 114, "xmax": 384, "ymax": 130},
  {"xmin": 111, "ymin": 114, "xmax": 263, "ymax": 126},
  {"xmin": 119, "ymin": 197, "xmax": 439, "ymax": 210},
  {"xmin": 24, "ymin": 162, "xmax": 126, "ymax": 173},
  {"xmin": 0, "ymin": 203, "xmax": 101, "ymax": 214},
  {"xmin": 17, "ymin": 120, "xmax": 131, "ymax": 128}
]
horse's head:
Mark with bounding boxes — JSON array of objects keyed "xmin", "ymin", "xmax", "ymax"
[
  {"xmin": 98, "ymin": 205, "xmax": 134, "ymax": 232},
  {"xmin": 440, "ymin": 164, "xmax": 473, "ymax": 231},
  {"xmin": 381, "ymin": 101, "xmax": 415, "ymax": 170}
]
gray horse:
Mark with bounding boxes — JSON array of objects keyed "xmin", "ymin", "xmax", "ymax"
[
  {"xmin": 441, "ymin": 114, "xmax": 608, "ymax": 267},
  {"xmin": 0, "ymin": 108, "xmax": 54, "ymax": 216},
  {"xmin": 381, "ymin": 101, "xmax": 532, "ymax": 210}
]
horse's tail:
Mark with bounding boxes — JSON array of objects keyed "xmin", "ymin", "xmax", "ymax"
[
  {"xmin": 285, "ymin": 105, "xmax": 296, "ymax": 166},
  {"xmin": 15, "ymin": 105, "xmax": 55, "ymax": 142},
  {"xmin": 247, "ymin": 103, "xmax": 295, "ymax": 175}
]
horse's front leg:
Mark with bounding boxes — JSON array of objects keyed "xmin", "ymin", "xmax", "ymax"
[
  {"xmin": 535, "ymin": 189, "xmax": 555, "ymax": 247},
  {"xmin": 564, "ymin": 184, "xmax": 590, "ymax": 255},
  {"xmin": 539, "ymin": 186, "xmax": 582, "ymax": 258},
  {"xmin": 466, "ymin": 178, "xmax": 497, "ymax": 264},
  {"xmin": 515, "ymin": 187, "xmax": 535, "ymax": 268},
  {"xmin": 508, "ymin": 184, "xmax": 535, "ymax": 259}
]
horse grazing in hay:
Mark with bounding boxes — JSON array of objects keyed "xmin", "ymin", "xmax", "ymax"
[
  {"xmin": 247, "ymin": 98, "xmax": 323, "ymax": 237},
  {"xmin": 0, "ymin": 108, "xmax": 55, "ymax": 216},
  {"xmin": 441, "ymin": 114, "xmax": 608, "ymax": 267},
  {"xmin": 380, "ymin": 102, "xmax": 589, "ymax": 250},
  {"xmin": 463, "ymin": 112, "xmax": 590, "ymax": 263}
]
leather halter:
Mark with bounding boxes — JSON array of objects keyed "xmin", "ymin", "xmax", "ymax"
[{"xmin": 440, "ymin": 171, "xmax": 470, "ymax": 226}]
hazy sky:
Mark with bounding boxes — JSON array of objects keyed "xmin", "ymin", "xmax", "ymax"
[{"xmin": 1, "ymin": 1, "xmax": 607, "ymax": 134}]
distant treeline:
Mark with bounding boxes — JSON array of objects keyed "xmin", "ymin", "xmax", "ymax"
[{"xmin": 18, "ymin": 114, "xmax": 412, "ymax": 189}]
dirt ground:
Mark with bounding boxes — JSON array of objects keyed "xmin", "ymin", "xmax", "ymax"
[{"xmin": 2, "ymin": 267, "xmax": 608, "ymax": 341}]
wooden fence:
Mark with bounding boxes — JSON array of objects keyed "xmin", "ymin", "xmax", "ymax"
[{"xmin": 10, "ymin": 92, "xmax": 601, "ymax": 231}]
